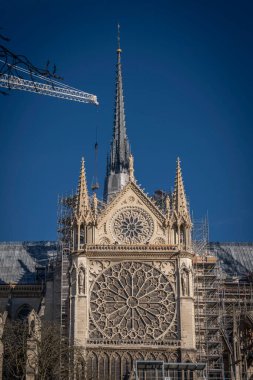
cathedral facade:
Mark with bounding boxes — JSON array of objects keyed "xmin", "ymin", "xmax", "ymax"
[{"xmin": 68, "ymin": 40, "xmax": 197, "ymax": 379}]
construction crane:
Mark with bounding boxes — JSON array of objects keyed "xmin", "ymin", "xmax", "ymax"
[{"xmin": 0, "ymin": 60, "xmax": 98, "ymax": 105}]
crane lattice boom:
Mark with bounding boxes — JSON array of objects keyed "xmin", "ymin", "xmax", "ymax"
[{"xmin": 0, "ymin": 74, "xmax": 98, "ymax": 105}]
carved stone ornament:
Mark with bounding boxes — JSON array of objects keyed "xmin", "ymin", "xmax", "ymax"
[
  {"xmin": 110, "ymin": 207, "xmax": 154, "ymax": 244},
  {"xmin": 27, "ymin": 310, "xmax": 41, "ymax": 340},
  {"xmin": 89, "ymin": 260, "xmax": 110, "ymax": 284},
  {"xmin": 153, "ymin": 237, "xmax": 166, "ymax": 244},
  {"xmin": 99, "ymin": 237, "xmax": 111, "ymax": 245},
  {"xmin": 90, "ymin": 261, "xmax": 176, "ymax": 341},
  {"xmin": 153, "ymin": 261, "xmax": 175, "ymax": 275}
]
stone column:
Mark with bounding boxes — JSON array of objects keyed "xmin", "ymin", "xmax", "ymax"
[
  {"xmin": 0, "ymin": 312, "xmax": 7, "ymax": 380},
  {"xmin": 26, "ymin": 310, "xmax": 41, "ymax": 380},
  {"xmin": 178, "ymin": 256, "xmax": 196, "ymax": 361},
  {"xmin": 69, "ymin": 256, "xmax": 88, "ymax": 346}
]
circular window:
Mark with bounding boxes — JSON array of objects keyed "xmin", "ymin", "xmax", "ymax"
[
  {"xmin": 90, "ymin": 262, "xmax": 176, "ymax": 341},
  {"xmin": 110, "ymin": 207, "xmax": 154, "ymax": 244}
]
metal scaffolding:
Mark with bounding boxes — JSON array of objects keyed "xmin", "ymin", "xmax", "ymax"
[
  {"xmin": 192, "ymin": 215, "xmax": 209, "ymax": 256},
  {"xmin": 194, "ymin": 256, "xmax": 225, "ymax": 379},
  {"xmin": 193, "ymin": 231, "xmax": 253, "ymax": 379},
  {"xmin": 57, "ymin": 194, "xmax": 75, "ymax": 339}
]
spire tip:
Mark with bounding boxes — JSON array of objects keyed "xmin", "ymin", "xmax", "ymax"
[{"xmin": 117, "ymin": 23, "xmax": 122, "ymax": 54}]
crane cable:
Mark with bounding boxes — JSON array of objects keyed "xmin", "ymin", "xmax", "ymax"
[{"xmin": 91, "ymin": 125, "xmax": 99, "ymax": 191}]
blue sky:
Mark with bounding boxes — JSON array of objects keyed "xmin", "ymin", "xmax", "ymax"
[{"xmin": 0, "ymin": 0, "xmax": 252, "ymax": 242}]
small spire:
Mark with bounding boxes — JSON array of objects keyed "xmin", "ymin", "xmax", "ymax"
[
  {"xmin": 129, "ymin": 153, "xmax": 134, "ymax": 182},
  {"xmin": 172, "ymin": 157, "xmax": 188, "ymax": 215},
  {"xmin": 75, "ymin": 157, "xmax": 89, "ymax": 216}
]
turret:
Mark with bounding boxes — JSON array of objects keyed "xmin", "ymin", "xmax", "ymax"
[
  {"xmin": 170, "ymin": 158, "xmax": 192, "ymax": 250},
  {"xmin": 73, "ymin": 157, "xmax": 92, "ymax": 250}
]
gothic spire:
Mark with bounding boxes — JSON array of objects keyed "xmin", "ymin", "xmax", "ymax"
[
  {"xmin": 172, "ymin": 158, "xmax": 188, "ymax": 216},
  {"xmin": 75, "ymin": 157, "xmax": 89, "ymax": 217},
  {"xmin": 104, "ymin": 25, "xmax": 131, "ymax": 202},
  {"xmin": 110, "ymin": 24, "xmax": 130, "ymax": 173}
]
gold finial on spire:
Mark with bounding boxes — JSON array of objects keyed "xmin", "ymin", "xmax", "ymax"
[{"xmin": 117, "ymin": 23, "xmax": 122, "ymax": 54}]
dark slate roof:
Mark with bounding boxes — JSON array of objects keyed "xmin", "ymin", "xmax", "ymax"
[
  {"xmin": 209, "ymin": 242, "xmax": 253, "ymax": 278},
  {"xmin": 0, "ymin": 241, "xmax": 252, "ymax": 284},
  {"xmin": 0, "ymin": 242, "xmax": 57, "ymax": 284}
]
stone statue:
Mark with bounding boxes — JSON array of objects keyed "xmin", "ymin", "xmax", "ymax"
[
  {"xmin": 28, "ymin": 313, "xmax": 36, "ymax": 337},
  {"xmin": 93, "ymin": 193, "xmax": 98, "ymax": 216},
  {"xmin": 129, "ymin": 154, "xmax": 134, "ymax": 182},
  {"xmin": 165, "ymin": 195, "xmax": 170, "ymax": 218},
  {"xmin": 0, "ymin": 312, "xmax": 7, "ymax": 339},
  {"xmin": 78, "ymin": 268, "xmax": 85, "ymax": 295},
  {"xmin": 181, "ymin": 269, "xmax": 189, "ymax": 296}
]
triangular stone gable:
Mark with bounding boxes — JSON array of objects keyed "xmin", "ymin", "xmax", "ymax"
[{"xmin": 96, "ymin": 182, "xmax": 167, "ymax": 245}]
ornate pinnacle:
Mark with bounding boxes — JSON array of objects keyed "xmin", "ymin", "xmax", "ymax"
[
  {"xmin": 75, "ymin": 157, "xmax": 89, "ymax": 218},
  {"xmin": 172, "ymin": 157, "xmax": 188, "ymax": 216}
]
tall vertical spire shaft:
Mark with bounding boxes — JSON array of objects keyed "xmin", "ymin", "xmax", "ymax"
[
  {"xmin": 111, "ymin": 24, "xmax": 130, "ymax": 172},
  {"xmin": 104, "ymin": 26, "xmax": 131, "ymax": 202}
]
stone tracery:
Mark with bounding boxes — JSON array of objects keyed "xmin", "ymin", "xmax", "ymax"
[
  {"xmin": 90, "ymin": 261, "xmax": 176, "ymax": 341},
  {"xmin": 86, "ymin": 349, "xmax": 179, "ymax": 380},
  {"xmin": 110, "ymin": 207, "xmax": 154, "ymax": 244}
]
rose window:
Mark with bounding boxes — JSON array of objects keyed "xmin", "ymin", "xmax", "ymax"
[
  {"xmin": 111, "ymin": 207, "xmax": 154, "ymax": 244},
  {"xmin": 90, "ymin": 262, "xmax": 176, "ymax": 341}
]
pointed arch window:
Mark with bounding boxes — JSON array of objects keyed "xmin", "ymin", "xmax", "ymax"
[
  {"xmin": 80, "ymin": 223, "xmax": 85, "ymax": 245},
  {"xmin": 180, "ymin": 225, "xmax": 185, "ymax": 245},
  {"xmin": 111, "ymin": 353, "xmax": 121, "ymax": 380},
  {"xmin": 16, "ymin": 304, "xmax": 32, "ymax": 321},
  {"xmin": 73, "ymin": 223, "xmax": 78, "ymax": 250},
  {"xmin": 173, "ymin": 224, "xmax": 178, "ymax": 244}
]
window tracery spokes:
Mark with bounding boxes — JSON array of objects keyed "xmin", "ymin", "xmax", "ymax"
[
  {"xmin": 90, "ymin": 262, "xmax": 176, "ymax": 341},
  {"xmin": 111, "ymin": 207, "xmax": 154, "ymax": 244}
]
